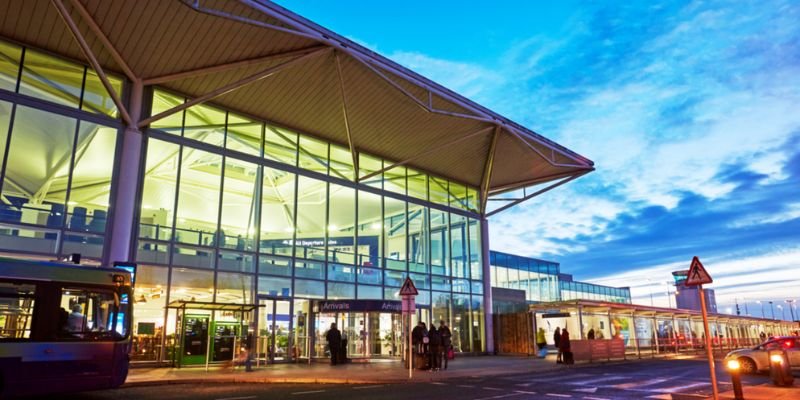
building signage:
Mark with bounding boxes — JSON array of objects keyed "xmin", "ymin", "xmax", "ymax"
[
  {"xmin": 316, "ymin": 300, "xmax": 402, "ymax": 313},
  {"xmin": 542, "ymin": 312, "xmax": 571, "ymax": 318}
]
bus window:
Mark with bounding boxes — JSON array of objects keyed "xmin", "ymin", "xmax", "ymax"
[
  {"xmin": 0, "ymin": 282, "xmax": 36, "ymax": 340},
  {"xmin": 59, "ymin": 288, "xmax": 120, "ymax": 340}
]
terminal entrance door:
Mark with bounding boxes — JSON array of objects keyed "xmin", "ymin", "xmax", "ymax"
[
  {"xmin": 259, "ymin": 298, "xmax": 291, "ymax": 363},
  {"xmin": 315, "ymin": 312, "xmax": 404, "ymax": 359}
]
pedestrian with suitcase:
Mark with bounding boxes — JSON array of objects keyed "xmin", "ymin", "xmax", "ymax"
[{"xmin": 536, "ymin": 328, "xmax": 548, "ymax": 358}]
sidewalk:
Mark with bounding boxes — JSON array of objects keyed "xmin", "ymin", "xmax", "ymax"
[
  {"xmin": 125, "ymin": 355, "xmax": 557, "ymax": 387},
  {"xmin": 719, "ymin": 382, "xmax": 800, "ymax": 400}
]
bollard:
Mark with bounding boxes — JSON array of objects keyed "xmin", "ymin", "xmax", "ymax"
[
  {"xmin": 726, "ymin": 359, "xmax": 745, "ymax": 400},
  {"xmin": 768, "ymin": 349, "xmax": 794, "ymax": 387}
]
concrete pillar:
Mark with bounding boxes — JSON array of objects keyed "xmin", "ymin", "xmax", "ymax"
[
  {"xmin": 480, "ymin": 217, "xmax": 494, "ymax": 354},
  {"xmin": 578, "ymin": 305, "xmax": 585, "ymax": 339},
  {"xmin": 106, "ymin": 81, "xmax": 144, "ymax": 264}
]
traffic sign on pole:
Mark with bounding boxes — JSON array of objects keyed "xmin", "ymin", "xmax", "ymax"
[
  {"xmin": 399, "ymin": 277, "xmax": 418, "ymax": 380},
  {"xmin": 399, "ymin": 277, "xmax": 419, "ymax": 296},
  {"xmin": 685, "ymin": 256, "xmax": 713, "ymax": 286}
]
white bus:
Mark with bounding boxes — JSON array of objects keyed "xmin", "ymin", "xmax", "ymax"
[{"xmin": 0, "ymin": 257, "xmax": 133, "ymax": 397}]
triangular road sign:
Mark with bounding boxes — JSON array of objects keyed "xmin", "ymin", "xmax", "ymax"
[
  {"xmin": 685, "ymin": 256, "xmax": 713, "ymax": 286},
  {"xmin": 399, "ymin": 277, "xmax": 419, "ymax": 296}
]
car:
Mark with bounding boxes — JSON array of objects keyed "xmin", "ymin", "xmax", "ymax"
[{"xmin": 724, "ymin": 336, "xmax": 800, "ymax": 374}]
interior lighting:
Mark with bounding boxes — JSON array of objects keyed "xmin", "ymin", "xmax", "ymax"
[{"xmin": 328, "ymin": 224, "xmax": 337, "ymax": 231}]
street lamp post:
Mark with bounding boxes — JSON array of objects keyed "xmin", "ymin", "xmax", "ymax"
[
  {"xmin": 769, "ymin": 301, "xmax": 776, "ymax": 320},
  {"xmin": 787, "ymin": 300, "xmax": 797, "ymax": 322},
  {"xmin": 757, "ymin": 301, "xmax": 765, "ymax": 318}
]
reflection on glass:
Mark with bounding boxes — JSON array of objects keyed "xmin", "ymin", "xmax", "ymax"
[
  {"xmin": 430, "ymin": 209, "xmax": 448, "ymax": 276},
  {"xmin": 264, "ymin": 126, "xmax": 297, "ymax": 166},
  {"xmin": 183, "ymin": 103, "xmax": 226, "ymax": 146},
  {"xmin": 225, "ymin": 113, "xmax": 261, "ymax": 156},
  {"xmin": 131, "ymin": 265, "xmax": 168, "ymax": 361},
  {"xmin": 169, "ymin": 267, "xmax": 214, "ymax": 303},
  {"xmin": 219, "ymin": 158, "xmax": 258, "ymax": 251},
  {"xmin": 297, "ymin": 135, "xmax": 328, "ymax": 175},
  {"xmin": 0, "ymin": 40, "xmax": 21, "ymax": 92},
  {"xmin": 294, "ymin": 176, "xmax": 326, "ymax": 259},
  {"xmin": 450, "ymin": 213, "xmax": 468, "ymax": 278},
  {"xmin": 358, "ymin": 153, "xmax": 382, "ymax": 189},
  {"xmin": 327, "ymin": 184, "xmax": 354, "ymax": 265},
  {"xmin": 329, "ymin": 144, "xmax": 354, "ymax": 181},
  {"xmin": 67, "ymin": 122, "xmax": 117, "ymax": 234},
  {"xmin": 469, "ymin": 218, "xmax": 481, "ymax": 280},
  {"xmin": 260, "ymin": 167, "xmax": 295, "ymax": 256},
  {"xmin": 151, "ymin": 89, "xmax": 185, "ymax": 133},
  {"xmin": 357, "ymin": 190, "xmax": 381, "ymax": 267},
  {"xmin": 82, "ymin": 69, "xmax": 122, "ymax": 117},
  {"xmin": 19, "ymin": 49, "xmax": 84, "ymax": 108},
  {"xmin": 406, "ymin": 168, "xmax": 427, "ymax": 201},
  {"xmin": 408, "ymin": 203, "xmax": 428, "ymax": 274},
  {"xmin": 216, "ymin": 272, "xmax": 253, "ymax": 304},
  {"xmin": 383, "ymin": 197, "xmax": 406, "ymax": 270},
  {"xmin": 139, "ymin": 139, "xmax": 180, "ymax": 241}
]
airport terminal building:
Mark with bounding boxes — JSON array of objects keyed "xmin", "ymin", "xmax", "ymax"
[{"xmin": 0, "ymin": 1, "xmax": 594, "ymax": 365}]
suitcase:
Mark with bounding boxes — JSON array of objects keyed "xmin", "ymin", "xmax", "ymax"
[
  {"xmin": 414, "ymin": 353, "xmax": 428, "ymax": 370},
  {"xmin": 563, "ymin": 351, "xmax": 574, "ymax": 365},
  {"xmin": 538, "ymin": 348, "xmax": 548, "ymax": 358}
]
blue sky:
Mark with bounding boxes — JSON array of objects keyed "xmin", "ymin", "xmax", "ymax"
[{"xmin": 275, "ymin": 1, "xmax": 800, "ymax": 319}]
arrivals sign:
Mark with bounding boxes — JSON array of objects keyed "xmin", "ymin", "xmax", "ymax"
[{"xmin": 317, "ymin": 300, "xmax": 401, "ymax": 313}]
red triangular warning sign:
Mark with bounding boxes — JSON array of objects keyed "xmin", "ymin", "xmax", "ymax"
[
  {"xmin": 399, "ymin": 277, "xmax": 419, "ymax": 296},
  {"xmin": 685, "ymin": 256, "xmax": 713, "ymax": 286}
]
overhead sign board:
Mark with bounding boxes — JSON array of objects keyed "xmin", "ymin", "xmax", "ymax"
[
  {"xmin": 685, "ymin": 256, "xmax": 713, "ymax": 286},
  {"xmin": 399, "ymin": 277, "xmax": 419, "ymax": 296}
]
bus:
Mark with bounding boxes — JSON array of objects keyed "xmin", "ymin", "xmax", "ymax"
[{"xmin": 0, "ymin": 257, "xmax": 133, "ymax": 397}]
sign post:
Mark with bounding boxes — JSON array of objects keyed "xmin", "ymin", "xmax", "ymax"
[
  {"xmin": 400, "ymin": 277, "xmax": 418, "ymax": 379},
  {"xmin": 684, "ymin": 256, "xmax": 718, "ymax": 400}
]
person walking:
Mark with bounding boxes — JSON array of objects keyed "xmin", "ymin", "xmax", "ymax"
[
  {"xmin": 560, "ymin": 328, "xmax": 573, "ymax": 365},
  {"xmin": 438, "ymin": 320, "xmax": 452, "ymax": 370},
  {"xmin": 536, "ymin": 328, "xmax": 547, "ymax": 358},
  {"xmin": 326, "ymin": 322, "xmax": 342, "ymax": 366},
  {"xmin": 587, "ymin": 328, "xmax": 595, "ymax": 340},
  {"xmin": 554, "ymin": 327, "xmax": 562, "ymax": 364},
  {"xmin": 428, "ymin": 325, "xmax": 441, "ymax": 371}
]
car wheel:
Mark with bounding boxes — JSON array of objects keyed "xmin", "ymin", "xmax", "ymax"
[{"xmin": 738, "ymin": 357, "xmax": 757, "ymax": 374}]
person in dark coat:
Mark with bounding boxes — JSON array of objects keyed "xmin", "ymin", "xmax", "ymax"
[
  {"xmin": 326, "ymin": 322, "xmax": 342, "ymax": 365},
  {"xmin": 438, "ymin": 320, "xmax": 452, "ymax": 370},
  {"xmin": 428, "ymin": 325, "xmax": 441, "ymax": 371},
  {"xmin": 587, "ymin": 328, "xmax": 596, "ymax": 340},
  {"xmin": 554, "ymin": 327, "xmax": 562, "ymax": 363},
  {"xmin": 560, "ymin": 328, "xmax": 572, "ymax": 365}
]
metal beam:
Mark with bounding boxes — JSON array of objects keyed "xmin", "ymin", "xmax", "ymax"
[
  {"xmin": 143, "ymin": 44, "xmax": 328, "ymax": 85},
  {"xmin": 67, "ymin": 0, "xmax": 137, "ymax": 83},
  {"xmin": 507, "ymin": 126, "xmax": 592, "ymax": 169},
  {"xmin": 480, "ymin": 125, "xmax": 500, "ymax": 215},
  {"xmin": 334, "ymin": 51, "xmax": 358, "ymax": 174},
  {"xmin": 358, "ymin": 125, "xmax": 494, "ymax": 183},
  {"xmin": 488, "ymin": 169, "xmax": 591, "ymax": 195},
  {"xmin": 50, "ymin": 0, "xmax": 132, "ymax": 126},
  {"xmin": 138, "ymin": 47, "xmax": 329, "ymax": 128},
  {"xmin": 486, "ymin": 171, "xmax": 590, "ymax": 217}
]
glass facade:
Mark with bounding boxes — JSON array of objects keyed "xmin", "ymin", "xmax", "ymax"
[
  {"xmin": 489, "ymin": 251, "xmax": 631, "ymax": 304},
  {"xmin": 0, "ymin": 40, "xmax": 121, "ymax": 261},
  {"xmin": 0, "ymin": 38, "xmax": 489, "ymax": 363}
]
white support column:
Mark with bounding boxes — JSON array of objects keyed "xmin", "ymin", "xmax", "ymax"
[
  {"xmin": 106, "ymin": 81, "xmax": 144, "ymax": 264},
  {"xmin": 480, "ymin": 217, "xmax": 494, "ymax": 354}
]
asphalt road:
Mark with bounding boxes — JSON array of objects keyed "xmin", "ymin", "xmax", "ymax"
[{"xmin": 23, "ymin": 359, "xmax": 796, "ymax": 400}]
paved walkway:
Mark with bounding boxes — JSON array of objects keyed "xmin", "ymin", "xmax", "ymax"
[
  {"xmin": 718, "ymin": 382, "xmax": 800, "ymax": 400},
  {"xmin": 125, "ymin": 355, "xmax": 559, "ymax": 386}
]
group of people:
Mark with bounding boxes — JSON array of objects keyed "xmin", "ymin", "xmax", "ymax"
[
  {"xmin": 412, "ymin": 320, "xmax": 452, "ymax": 371},
  {"xmin": 535, "ymin": 327, "xmax": 573, "ymax": 364},
  {"xmin": 324, "ymin": 323, "xmax": 349, "ymax": 365}
]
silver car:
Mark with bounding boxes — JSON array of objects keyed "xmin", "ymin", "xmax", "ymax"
[{"xmin": 724, "ymin": 336, "xmax": 800, "ymax": 374}]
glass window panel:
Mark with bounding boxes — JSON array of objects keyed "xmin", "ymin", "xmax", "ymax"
[
  {"xmin": 19, "ymin": 49, "xmax": 84, "ymax": 108},
  {"xmin": 383, "ymin": 165, "xmax": 405, "ymax": 196},
  {"xmin": 452, "ymin": 293, "xmax": 470, "ymax": 352},
  {"xmin": 297, "ymin": 135, "xmax": 328, "ymax": 174},
  {"xmin": 406, "ymin": 168, "xmax": 427, "ymax": 201},
  {"xmin": 409, "ymin": 272, "xmax": 430, "ymax": 290},
  {"xmin": 257, "ymin": 276, "xmax": 291, "ymax": 297},
  {"xmin": 431, "ymin": 291, "xmax": 450, "ymax": 328},
  {"xmin": 327, "ymin": 184, "xmax": 354, "ymax": 265},
  {"xmin": 294, "ymin": 176, "xmax": 326, "ymax": 259},
  {"xmin": 294, "ymin": 279, "xmax": 325, "ymax": 299},
  {"xmin": 217, "ymin": 251, "xmax": 255, "ymax": 273},
  {"xmin": 66, "ymin": 122, "xmax": 116, "ymax": 235},
  {"xmin": 259, "ymin": 166, "xmax": 295, "ymax": 256},
  {"xmin": 82, "ymin": 69, "xmax": 122, "ymax": 117},
  {"xmin": 471, "ymin": 295, "xmax": 485, "ymax": 352},
  {"xmin": 174, "ymin": 149, "xmax": 221, "ymax": 246},
  {"xmin": 384, "ymin": 287, "xmax": 400, "ymax": 300},
  {"xmin": 225, "ymin": 114, "xmax": 262, "ymax": 156},
  {"xmin": 183, "ymin": 103, "xmax": 226, "ymax": 147},
  {"xmin": 0, "ymin": 40, "xmax": 21, "ymax": 92},
  {"xmin": 136, "ymin": 241, "xmax": 170, "ymax": 265},
  {"xmin": 384, "ymin": 270, "xmax": 404, "ymax": 287},
  {"xmin": 466, "ymin": 186, "xmax": 480, "ymax": 214},
  {"xmin": 429, "ymin": 176, "xmax": 449, "ymax": 206},
  {"xmin": 416, "ymin": 290, "xmax": 430, "ymax": 306},
  {"xmin": 172, "ymin": 245, "xmax": 215, "ymax": 269},
  {"xmin": 430, "ymin": 209, "xmax": 449, "ymax": 276},
  {"xmin": 219, "ymin": 158, "xmax": 258, "ymax": 251},
  {"xmin": 449, "ymin": 181, "xmax": 468, "ymax": 211},
  {"xmin": 358, "ymin": 153, "xmax": 382, "ymax": 189},
  {"xmin": 357, "ymin": 284, "xmax": 382, "ymax": 300},
  {"xmin": 471, "ymin": 281, "xmax": 483, "ymax": 295},
  {"xmin": 0, "ymin": 101, "xmax": 11, "ymax": 193},
  {"xmin": 431, "ymin": 276, "xmax": 451, "ymax": 292},
  {"xmin": 1, "ymin": 106, "xmax": 76, "ymax": 228},
  {"xmin": 264, "ymin": 125, "xmax": 297, "ymax": 166},
  {"xmin": 258, "ymin": 254, "xmax": 292, "ymax": 276},
  {"xmin": 327, "ymin": 282, "xmax": 355, "ymax": 299},
  {"xmin": 150, "ymin": 89, "xmax": 184, "ymax": 133},
  {"xmin": 294, "ymin": 260, "xmax": 324, "ymax": 280},
  {"xmin": 328, "ymin": 143, "xmax": 354, "ymax": 181},
  {"xmin": 58, "ymin": 286, "xmax": 118, "ymax": 339},
  {"xmin": 450, "ymin": 213, "xmax": 468, "ymax": 278},
  {"xmin": 139, "ymin": 139, "xmax": 179, "ymax": 241},
  {"xmin": 453, "ymin": 279, "xmax": 470, "ymax": 293},
  {"xmin": 357, "ymin": 190, "xmax": 381, "ymax": 267},
  {"xmin": 130, "ymin": 265, "xmax": 167, "ymax": 360},
  {"xmin": 407, "ymin": 204, "xmax": 428, "ymax": 274},
  {"xmin": 469, "ymin": 220, "xmax": 482, "ymax": 280},
  {"xmin": 383, "ymin": 197, "xmax": 406, "ymax": 270},
  {"xmin": 356, "ymin": 266, "xmax": 381, "ymax": 285},
  {"xmin": 169, "ymin": 267, "xmax": 214, "ymax": 302},
  {"xmin": 216, "ymin": 272, "xmax": 253, "ymax": 304},
  {"xmin": 61, "ymin": 233, "xmax": 103, "ymax": 259},
  {"xmin": 328, "ymin": 263, "xmax": 355, "ymax": 282}
]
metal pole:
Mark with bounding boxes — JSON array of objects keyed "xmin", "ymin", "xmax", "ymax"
[
  {"xmin": 699, "ymin": 285, "xmax": 719, "ymax": 400},
  {"xmin": 769, "ymin": 302, "xmax": 775, "ymax": 320},
  {"xmin": 206, "ymin": 311, "xmax": 215, "ymax": 372},
  {"xmin": 408, "ymin": 312, "xmax": 412, "ymax": 379}
]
